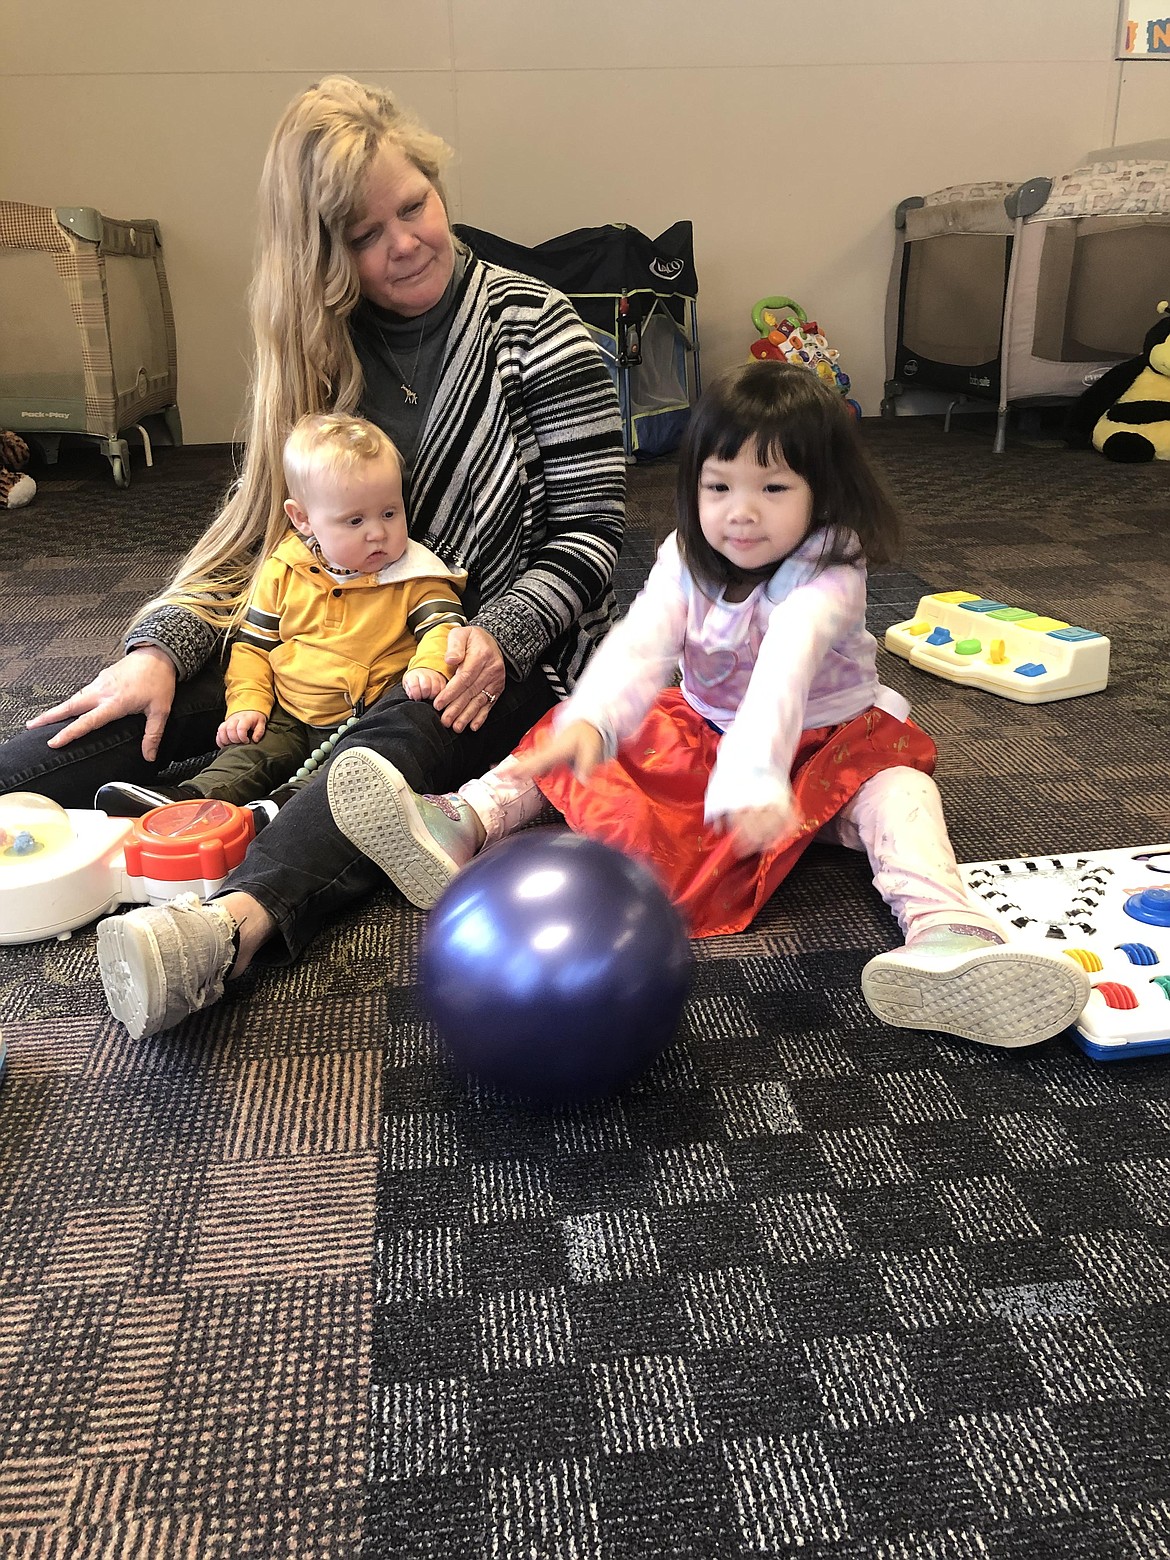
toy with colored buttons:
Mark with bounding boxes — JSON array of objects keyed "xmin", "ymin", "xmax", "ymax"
[
  {"xmin": 884, "ymin": 590, "xmax": 1109, "ymax": 703},
  {"xmin": 959, "ymin": 843, "xmax": 1170, "ymax": 1058},
  {"xmin": 749, "ymin": 297, "xmax": 854, "ymax": 400}
]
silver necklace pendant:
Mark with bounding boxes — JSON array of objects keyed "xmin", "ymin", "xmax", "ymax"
[{"xmin": 375, "ymin": 311, "xmax": 426, "ymax": 410}]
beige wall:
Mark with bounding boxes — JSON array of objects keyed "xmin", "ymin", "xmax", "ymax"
[{"xmin": 5, "ymin": 0, "xmax": 1165, "ymax": 443}]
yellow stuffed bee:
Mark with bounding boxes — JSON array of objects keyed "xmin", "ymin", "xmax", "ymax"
[{"xmin": 1071, "ymin": 301, "xmax": 1170, "ymax": 463}]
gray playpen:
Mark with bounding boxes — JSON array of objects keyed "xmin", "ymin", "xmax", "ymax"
[
  {"xmin": 0, "ymin": 201, "xmax": 181, "ymax": 486},
  {"xmin": 883, "ymin": 140, "xmax": 1170, "ymax": 450}
]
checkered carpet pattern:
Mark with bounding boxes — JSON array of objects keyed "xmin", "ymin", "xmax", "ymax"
[{"xmin": 1, "ymin": 423, "xmax": 1169, "ymax": 1557}]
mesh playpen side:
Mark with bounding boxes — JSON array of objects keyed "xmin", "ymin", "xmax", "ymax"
[
  {"xmin": 882, "ymin": 144, "xmax": 1170, "ymax": 451},
  {"xmin": 454, "ymin": 221, "xmax": 700, "ymax": 460},
  {"xmin": 0, "ymin": 201, "xmax": 181, "ymax": 486}
]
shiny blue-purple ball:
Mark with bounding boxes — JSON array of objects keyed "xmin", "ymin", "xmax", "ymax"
[{"xmin": 419, "ymin": 829, "xmax": 693, "ymax": 1103}]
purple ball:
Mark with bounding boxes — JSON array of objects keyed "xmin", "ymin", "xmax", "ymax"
[{"xmin": 418, "ymin": 829, "xmax": 693, "ymax": 1103}]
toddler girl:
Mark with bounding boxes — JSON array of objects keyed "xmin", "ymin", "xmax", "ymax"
[{"xmin": 327, "ymin": 362, "xmax": 1089, "ymax": 1048}]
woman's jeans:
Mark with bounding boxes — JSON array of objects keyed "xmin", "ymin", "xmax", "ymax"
[
  {"xmin": 225, "ymin": 672, "xmax": 557, "ymax": 959},
  {"xmin": 0, "ymin": 663, "xmax": 557, "ymax": 960},
  {"xmin": 0, "ymin": 661, "xmax": 228, "ymax": 806}
]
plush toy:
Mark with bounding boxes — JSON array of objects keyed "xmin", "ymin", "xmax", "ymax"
[
  {"xmin": 1066, "ymin": 301, "xmax": 1170, "ymax": 462},
  {"xmin": 0, "ymin": 431, "xmax": 36, "ymax": 508}
]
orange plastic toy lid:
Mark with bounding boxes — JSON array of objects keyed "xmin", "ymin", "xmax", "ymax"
[{"xmin": 123, "ymin": 799, "xmax": 254, "ymax": 883}]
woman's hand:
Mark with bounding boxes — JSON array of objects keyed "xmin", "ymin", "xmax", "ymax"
[
  {"xmin": 433, "ymin": 625, "xmax": 507, "ymax": 732},
  {"xmin": 514, "ymin": 721, "xmax": 606, "ymax": 783},
  {"xmin": 26, "ymin": 646, "xmax": 178, "ymax": 760}
]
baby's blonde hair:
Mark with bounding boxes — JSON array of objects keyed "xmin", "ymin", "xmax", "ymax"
[{"xmin": 283, "ymin": 413, "xmax": 401, "ymax": 509}]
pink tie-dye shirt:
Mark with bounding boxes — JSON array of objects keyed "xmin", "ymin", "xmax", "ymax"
[{"xmin": 555, "ymin": 528, "xmax": 910, "ymax": 821}]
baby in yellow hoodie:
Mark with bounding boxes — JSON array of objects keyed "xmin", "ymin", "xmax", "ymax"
[{"xmin": 96, "ymin": 413, "xmax": 465, "ymax": 816}]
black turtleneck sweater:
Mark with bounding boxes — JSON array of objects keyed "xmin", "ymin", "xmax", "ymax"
[{"xmin": 349, "ymin": 243, "xmax": 469, "ymax": 477}]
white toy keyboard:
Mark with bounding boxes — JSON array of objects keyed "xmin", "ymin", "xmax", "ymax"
[
  {"xmin": 959, "ymin": 843, "xmax": 1170, "ymax": 1059},
  {"xmin": 885, "ymin": 590, "xmax": 1109, "ymax": 703}
]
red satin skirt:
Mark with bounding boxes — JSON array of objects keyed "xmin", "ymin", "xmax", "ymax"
[{"xmin": 516, "ymin": 688, "xmax": 937, "ymax": 938}]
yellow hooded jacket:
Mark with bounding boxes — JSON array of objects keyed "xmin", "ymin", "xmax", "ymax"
[{"xmin": 226, "ymin": 533, "xmax": 468, "ymax": 727}]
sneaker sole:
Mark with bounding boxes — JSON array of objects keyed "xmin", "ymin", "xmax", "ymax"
[
  {"xmin": 328, "ymin": 750, "xmax": 456, "ymax": 910},
  {"xmin": 96, "ymin": 914, "xmax": 168, "ymax": 1040},
  {"xmin": 861, "ymin": 946, "xmax": 1091, "ymax": 1049}
]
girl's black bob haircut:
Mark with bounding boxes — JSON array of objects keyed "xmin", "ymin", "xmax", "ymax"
[{"xmin": 675, "ymin": 360, "xmax": 902, "ymax": 597}]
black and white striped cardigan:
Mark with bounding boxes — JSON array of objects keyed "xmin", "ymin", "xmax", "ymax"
[{"xmin": 129, "ymin": 255, "xmax": 627, "ymax": 697}]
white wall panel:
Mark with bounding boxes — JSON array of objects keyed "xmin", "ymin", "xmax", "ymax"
[
  {"xmin": 0, "ymin": 0, "xmax": 1148, "ymax": 441},
  {"xmin": 451, "ymin": 0, "xmax": 1112, "ymax": 70},
  {"xmin": 11, "ymin": 1, "xmax": 453, "ymax": 76}
]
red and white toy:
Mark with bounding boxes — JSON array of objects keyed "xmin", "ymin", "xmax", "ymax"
[{"xmin": 0, "ymin": 792, "xmax": 254, "ymax": 944}]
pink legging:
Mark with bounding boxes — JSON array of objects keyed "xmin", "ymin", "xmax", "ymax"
[{"xmin": 817, "ymin": 766, "xmax": 1002, "ymax": 941}]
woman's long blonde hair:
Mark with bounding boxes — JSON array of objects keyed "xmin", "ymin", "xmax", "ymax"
[{"xmin": 137, "ymin": 76, "xmax": 452, "ymax": 637}]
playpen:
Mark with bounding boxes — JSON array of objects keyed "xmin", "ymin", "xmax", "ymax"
[
  {"xmin": 0, "ymin": 201, "xmax": 181, "ymax": 486},
  {"xmin": 883, "ymin": 140, "xmax": 1170, "ymax": 450},
  {"xmin": 454, "ymin": 220, "xmax": 700, "ymax": 461}
]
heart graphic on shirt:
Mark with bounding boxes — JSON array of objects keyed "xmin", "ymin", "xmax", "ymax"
[{"xmin": 689, "ymin": 648, "xmax": 742, "ymax": 690}]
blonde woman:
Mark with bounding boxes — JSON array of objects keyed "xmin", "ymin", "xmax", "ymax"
[{"xmin": 0, "ymin": 77, "xmax": 624, "ymax": 1038}]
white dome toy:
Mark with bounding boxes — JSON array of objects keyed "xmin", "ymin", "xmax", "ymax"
[{"xmin": 0, "ymin": 792, "xmax": 255, "ymax": 944}]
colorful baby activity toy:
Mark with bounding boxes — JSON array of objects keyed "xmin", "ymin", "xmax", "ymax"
[
  {"xmin": 884, "ymin": 590, "xmax": 1109, "ymax": 704},
  {"xmin": 749, "ymin": 297, "xmax": 860, "ymax": 414},
  {"xmin": 0, "ymin": 792, "xmax": 254, "ymax": 944},
  {"xmin": 960, "ymin": 843, "xmax": 1170, "ymax": 1059}
]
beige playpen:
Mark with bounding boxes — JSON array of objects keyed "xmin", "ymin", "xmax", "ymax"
[
  {"xmin": 883, "ymin": 141, "xmax": 1170, "ymax": 451},
  {"xmin": 0, "ymin": 201, "xmax": 180, "ymax": 486}
]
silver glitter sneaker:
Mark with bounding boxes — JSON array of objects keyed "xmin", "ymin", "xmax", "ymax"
[
  {"xmin": 96, "ymin": 893, "xmax": 239, "ymax": 1040},
  {"xmin": 327, "ymin": 747, "xmax": 484, "ymax": 909},
  {"xmin": 861, "ymin": 938, "xmax": 1090, "ymax": 1048}
]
